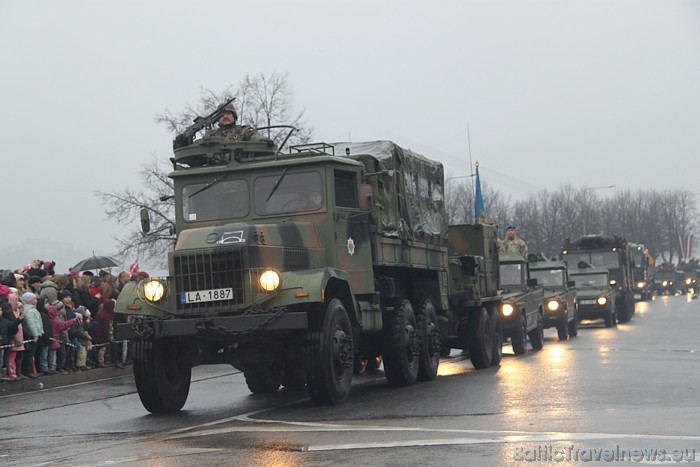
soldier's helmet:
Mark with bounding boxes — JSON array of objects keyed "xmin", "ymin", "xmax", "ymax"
[{"xmin": 222, "ymin": 103, "xmax": 238, "ymax": 121}]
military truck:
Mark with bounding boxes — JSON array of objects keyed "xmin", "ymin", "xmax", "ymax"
[
  {"xmin": 529, "ymin": 258, "xmax": 578, "ymax": 340},
  {"xmin": 569, "ymin": 266, "xmax": 617, "ymax": 327},
  {"xmin": 497, "ymin": 253, "xmax": 545, "ymax": 355},
  {"xmin": 653, "ymin": 268, "xmax": 678, "ymax": 295},
  {"xmin": 562, "ymin": 235, "xmax": 635, "ymax": 324},
  {"xmin": 440, "ymin": 223, "xmax": 504, "ymax": 369},
  {"xmin": 115, "ymin": 117, "xmax": 465, "ymax": 411},
  {"xmin": 628, "ymin": 243, "xmax": 653, "ymax": 301}
]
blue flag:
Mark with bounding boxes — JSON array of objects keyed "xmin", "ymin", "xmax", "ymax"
[{"xmin": 474, "ymin": 163, "xmax": 487, "ymax": 224}]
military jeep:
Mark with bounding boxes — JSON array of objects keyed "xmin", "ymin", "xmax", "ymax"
[
  {"xmin": 498, "ymin": 253, "xmax": 545, "ymax": 355},
  {"xmin": 569, "ymin": 267, "xmax": 617, "ymax": 328},
  {"xmin": 529, "ymin": 259, "xmax": 578, "ymax": 340}
]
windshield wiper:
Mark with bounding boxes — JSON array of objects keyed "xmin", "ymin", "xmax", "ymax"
[
  {"xmin": 265, "ymin": 167, "xmax": 288, "ymax": 202},
  {"xmin": 188, "ymin": 174, "xmax": 229, "ymax": 198}
]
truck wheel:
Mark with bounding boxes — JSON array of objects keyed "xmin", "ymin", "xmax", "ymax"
[
  {"xmin": 491, "ymin": 310, "xmax": 503, "ymax": 367},
  {"xmin": 417, "ymin": 300, "xmax": 440, "ymax": 381},
  {"xmin": 511, "ymin": 314, "xmax": 528, "ymax": 356},
  {"xmin": 604, "ymin": 310, "xmax": 614, "ymax": 328},
  {"xmin": 617, "ymin": 299, "xmax": 630, "ymax": 323},
  {"xmin": 245, "ymin": 361, "xmax": 283, "ymax": 393},
  {"xmin": 303, "ymin": 299, "xmax": 354, "ymax": 404},
  {"xmin": 468, "ymin": 307, "xmax": 493, "ymax": 369},
  {"xmin": 528, "ymin": 313, "xmax": 545, "ymax": 351},
  {"xmin": 567, "ymin": 309, "xmax": 578, "ymax": 337},
  {"xmin": 556, "ymin": 310, "xmax": 569, "ymax": 341},
  {"xmin": 133, "ymin": 338, "xmax": 191, "ymax": 413},
  {"xmin": 383, "ymin": 299, "xmax": 420, "ymax": 387}
]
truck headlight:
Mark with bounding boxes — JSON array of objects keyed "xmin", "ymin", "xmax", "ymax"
[
  {"xmin": 259, "ymin": 269, "xmax": 281, "ymax": 292},
  {"xmin": 662, "ymin": 280, "xmax": 668, "ymax": 287},
  {"xmin": 597, "ymin": 296, "xmax": 607, "ymax": 306},
  {"xmin": 685, "ymin": 278, "xmax": 692, "ymax": 285},
  {"xmin": 502, "ymin": 303, "xmax": 514, "ymax": 317},
  {"xmin": 547, "ymin": 300, "xmax": 560, "ymax": 311},
  {"xmin": 636, "ymin": 282, "xmax": 644, "ymax": 289},
  {"xmin": 609, "ymin": 279, "xmax": 617, "ymax": 286},
  {"xmin": 143, "ymin": 279, "xmax": 167, "ymax": 302}
]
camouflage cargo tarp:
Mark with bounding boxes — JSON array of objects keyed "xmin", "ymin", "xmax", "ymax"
[{"xmin": 332, "ymin": 141, "xmax": 446, "ymax": 245}]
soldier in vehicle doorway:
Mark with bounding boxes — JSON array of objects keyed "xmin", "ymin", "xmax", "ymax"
[
  {"xmin": 207, "ymin": 104, "xmax": 264, "ymax": 142},
  {"xmin": 499, "ymin": 225, "xmax": 529, "ymax": 256}
]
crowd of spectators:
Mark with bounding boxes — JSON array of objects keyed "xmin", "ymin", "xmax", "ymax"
[{"xmin": 0, "ymin": 260, "xmax": 148, "ymax": 382}]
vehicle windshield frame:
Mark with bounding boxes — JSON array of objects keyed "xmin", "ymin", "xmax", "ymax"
[
  {"xmin": 181, "ymin": 178, "xmax": 250, "ymax": 222},
  {"xmin": 570, "ymin": 273, "xmax": 609, "ymax": 288},
  {"xmin": 499, "ymin": 263, "xmax": 525, "ymax": 287},
  {"xmin": 530, "ymin": 268, "xmax": 566, "ymax": 287}
]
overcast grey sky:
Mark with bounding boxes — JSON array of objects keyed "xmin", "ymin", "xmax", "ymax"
[{"xmin": 1, "ymin": 0, "xmax": 698, "ymax": 273}]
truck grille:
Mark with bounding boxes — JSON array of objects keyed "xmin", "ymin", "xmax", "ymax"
[{"xmin": 174, "ymin": 247, "xmax": 245, "ymax": 313}]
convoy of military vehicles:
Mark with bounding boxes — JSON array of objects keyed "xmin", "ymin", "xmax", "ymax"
[{"xmin": 113, "ymin": 103, "xmax": 685, "ymax": 413}]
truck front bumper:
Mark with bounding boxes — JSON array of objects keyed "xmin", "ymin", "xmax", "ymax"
[
  {"xmin": 115, "ymin": 311, "xmax": 308, "ymax": 340},
  {"xmin": 577, "ymin": 305, "xmax": 610, "ymax": 321}
]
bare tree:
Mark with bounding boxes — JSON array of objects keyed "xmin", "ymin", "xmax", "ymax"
[
  {"xmin": 97, "ymin": 156, "xmax": 176, "ymax": 269},
  {"xmin": 100, "ymin": 73, "xmax": 313, "ymax": 266}
]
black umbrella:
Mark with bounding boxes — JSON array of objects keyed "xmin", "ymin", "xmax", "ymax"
[{"xmin": 72, "ymin": 255, "xmax": 120, "ymax": 272}]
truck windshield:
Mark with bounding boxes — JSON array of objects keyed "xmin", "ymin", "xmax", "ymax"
[
  {"xmin": 571, "ymin": 273, "xmax": 608, "ymax": 287},
  {"xmin": 254, "ymin": 171, "xmax": 323, "ymax": 214},
  {"xmin": 499, "ymin": 263, "xmax": 524, "ymax": 287},
  {"xmin": 563, "ymin": 252, "xmax": 619, "ymax": 269},
  {"xmin": 182, "ymin": 179, "xmax": 249, "ymax": 222},
  {"xmin": 530, "ymin": 269, "xmax": 565, "ymax": 287}
]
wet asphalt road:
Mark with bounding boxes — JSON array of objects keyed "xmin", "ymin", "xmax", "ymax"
[{"xmin": 1, "ymin": 294, "xmax": 699, "ymax": 466}]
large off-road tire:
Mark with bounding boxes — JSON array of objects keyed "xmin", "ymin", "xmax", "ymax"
[
  {"xmin": 467, "ymin": 307, "xmax": 493, "ymax": 369},
  {"xmin": 567, "ymin": 309, "xmax": 579, "ymax": 337},
  {"xmin": 528, "ymin": 312, "xmax": 545, "ymax": 351},
  {"xmin": 616, "ymin": 298, "xmax": 630, "ymax": 323},
  {"xmin": 556, "ymin": 311, "xmax": 569, "ymax": 341},
  {"xmin": 491, "ymin": 309, "xmax": 503, "ymax": 367},
  {"xmin": 133, "ymin": 338, "xmax": 191, "ymax": 414},
  {"xmin": 303, "ymin": 299, "xmax": 354, "ymax": 405},
  {"xmin": 382, "ymin": 299, "xmax": 420, "ymax": 387},
  {"xmin": 604, "ymin": 309, "xmax": 615, "ymax": 328},
  {"xmin": 416, "ymin": 299, "xmax": 440, "ymax": 381},
  {"xmin": 511, "ymin": 314, "xmax": 528, "ymax": 356},
  {"xmin": 245, "ymin": 361, "xmax": 283, "ymax": 393}
]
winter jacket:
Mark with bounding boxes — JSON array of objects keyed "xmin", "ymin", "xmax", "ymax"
[
  {"xmin": 22, "ymin": 302, "xmax": 44, "ymax": 339},
  {"xmin": 91, "ymin": 301, "xmax": 115, "ymax": 345},
  {"xmin": 48, "ymin": 306, "xmax": 79, "ymax": 350},
  {"xmin": 38, "ymin": 280, "xmax": 60, "ymax": 305},
  {"xmin": 39, "ymin": 300, "xmax": 53, "ymax": 346},
  {"xmin": 3, "ymin": 292, "xmax": 24, "ymax": 349},
  {"xmin": 0, "ymin": 314, "xmax": 21, "ymax": 347}
]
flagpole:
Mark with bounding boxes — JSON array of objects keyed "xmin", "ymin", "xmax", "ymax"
[{"xmin": 467, "ymin": 123, "xmax": 475, "ymax": 223}]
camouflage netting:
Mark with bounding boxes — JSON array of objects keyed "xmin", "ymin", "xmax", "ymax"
[{"xmin": 332, "ymin": 141, "xmax": 447, "ymax": 245}]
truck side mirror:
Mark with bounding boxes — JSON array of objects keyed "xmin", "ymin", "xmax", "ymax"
[
  {"xmin": 526, "ymin": 278, "xmax": 538, "ymax": 287},
  {"xmin": 140, "ymin": 208, "xmax": 151, "ymax": 234},
  {"xmin": 567, "ymin": 280, "xmax": 576, "ymax": 287}
]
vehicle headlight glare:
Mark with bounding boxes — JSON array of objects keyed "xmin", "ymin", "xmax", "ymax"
[
  {"xmin": 609, "ymin": 280, "xmax": 617, "ymax": 286},
  {"xmin": 143, "ymin": 280, "xmax": 166, "ymax": 302},
  {"xmin": 685, "ymin": 278, "xmax": 691, "ymax": 285},
  {"xmin": 547, "ymin": 300, "xmax": 559, "ymax": 311},
  {"xmin": 502, "ymin": 303, "xmax": 514, "ymax": 317},
  {"xmin": 662, "ymin": 280, "xmax": 668, "ymax": 287},
  {"xmin": 597, "ymin": 296, "xmax": 607, "ymax": 306},
  {"xmin": 636, "ymin": 282, "xmax": 644, "ymax": 288},
  {"xmin": 259, "ymin": 269, "xmax": 281, "ymax": 292}
]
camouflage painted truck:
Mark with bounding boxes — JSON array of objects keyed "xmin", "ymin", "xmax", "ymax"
[
  {"xmin": 441, "ymin": 223, "xmax": 505, "ymax": 369},
  {"xmin": 115, "ymin": 129, "xmax": 453, "ymax": 412},
  {"xmin": 562, "ymin": 235, "xmax": 635, "ymax": 324},
  {"xmin": 498, "ymin": 253, "xmax": 545, "ymax": 355}
]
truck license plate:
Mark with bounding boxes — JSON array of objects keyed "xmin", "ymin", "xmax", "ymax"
[
  {"xmin": 180, "ymin": 288, "xmax": 234, "ymax": 304},
  {"xmin": 579, "ymin": 299, "xmax": 596, "ymax": 305}
]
